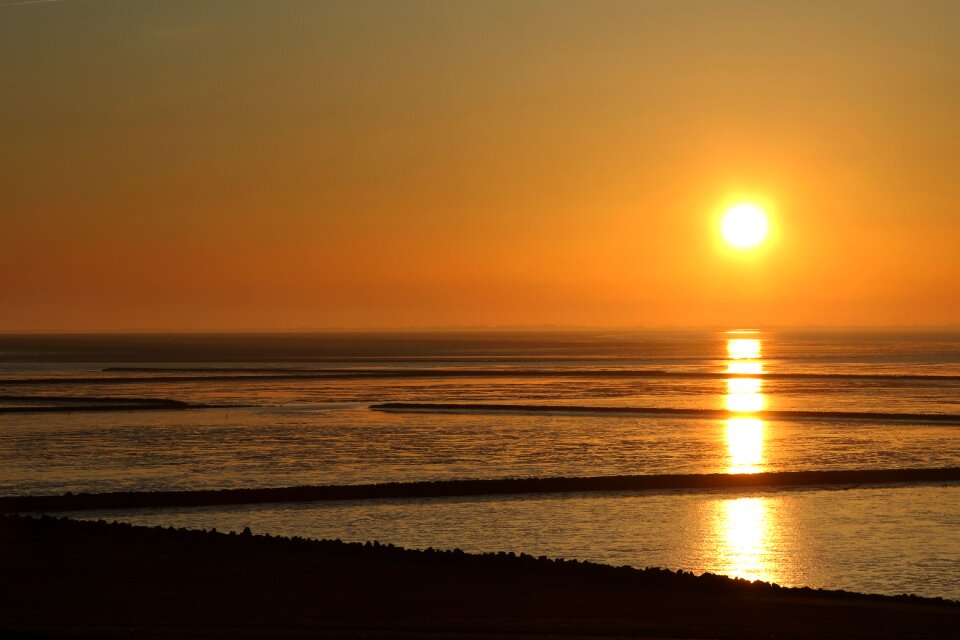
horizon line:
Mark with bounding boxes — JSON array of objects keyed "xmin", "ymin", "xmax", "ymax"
[{"xmin": 1, "ymin": 323, "xmax": 959, "ymax": 335}]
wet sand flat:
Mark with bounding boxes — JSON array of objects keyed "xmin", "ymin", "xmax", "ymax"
[{"xmin": 4, "ymin": 468, "xmax": 958, "ymax": 512}]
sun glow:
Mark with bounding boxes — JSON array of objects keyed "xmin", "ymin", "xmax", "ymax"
[{"xmin": 721, "ymin": 204, "xmax": 769, "ymax": 249}]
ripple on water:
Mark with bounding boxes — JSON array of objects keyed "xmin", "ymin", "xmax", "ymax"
[{"xmin": 74, "ymin": 484, "xmax": 960, "ymax": 601}]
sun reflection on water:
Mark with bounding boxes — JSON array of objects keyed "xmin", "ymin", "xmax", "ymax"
[
  {"xmin": 723, "ymin": 335, "xmax": 765, "ymax": 473},
  {"xmin": 727, "ymin": 338, "xmax": 761, "ymax": 361},
  {"xmin": 726, "ymin": 378, "xmax": 765, "ymax": 413},
  {"xmin": 725, "ymin": 418, "xmax": 764, "ymax": 473},
  {"xmin": 727, "ymin": 360, "xmax": 762, "ymax": 375},
  {"xmin": 713, "ymin": 334, "xmax": 774, "ymax": 583},
  {"xmin": 718, "ymin": 496, "xmax": 771, "ymax": 582}
]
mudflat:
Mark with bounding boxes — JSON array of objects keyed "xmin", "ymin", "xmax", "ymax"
[
  {"xmin": 1, "ymin": 515, "xmax": 956, "ymax": 639},
  {"xmin": 5, "ymin": 469, "xmax": 959, "ymax": 513}
]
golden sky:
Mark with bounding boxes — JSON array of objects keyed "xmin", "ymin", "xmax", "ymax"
[{"xmin": 1, "ymin": 0, "xmax": 958, "ymax": 330}]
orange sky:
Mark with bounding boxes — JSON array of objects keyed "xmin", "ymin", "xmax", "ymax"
[{"xmin": 1, "ymin": 1, "xmax": 958, "ymax": 330}]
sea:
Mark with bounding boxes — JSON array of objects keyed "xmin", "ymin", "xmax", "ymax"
[{"xmin": 1, "ymin": 330, "xmax": 958, "ymax": 600}]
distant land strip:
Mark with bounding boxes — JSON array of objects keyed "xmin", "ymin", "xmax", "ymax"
[
  {"xmin": 0, "ymin": 396, "xmax": 198, "ymax": 414},
  {"xmin": 3, "ymin": 468, "xmax": 959, "ymax": 513},
  {"xmin": 101, "ymin": 367, "xmax": 960, "ymax": 381},
  {"xmin": 371, "ymin": 402, "xmax": 960, "ymax": 425},
  {"xmin": 0, "ymin": 367, "xmax": 957, "ymax": 386}
]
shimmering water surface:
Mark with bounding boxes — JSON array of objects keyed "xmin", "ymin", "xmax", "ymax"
[
  {"xmin": 76, "ymin": 485, "xmax": 960, "ymax": 600},
  {"xmin": 2, "ymin": 330, "xmax": 959, "ymax": 598}
]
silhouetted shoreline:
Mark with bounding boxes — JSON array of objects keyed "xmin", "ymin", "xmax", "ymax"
[
  {"xmin": 3, "ymin": 366, "xmax": 960, "ymax": 386},
  {"xmin": 101, "ymin": 366, "xmax": 960, "ymax": 381},
  {"xmin": 0, "ymin": 395, "xmax": 198, "ymax": 413},
  {"xmin": 0, "ymin": 515, "xmax": 955, "ymax": 639},
  {"xmin": 372, "ymin": 402, "xmax": 960, "ymax": 424},
  {"xmin": 3, "ymin": 468, "xmax": 958, "ymax": 513}
]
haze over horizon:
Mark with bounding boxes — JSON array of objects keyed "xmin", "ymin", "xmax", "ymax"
[
  {"xmin": 2, "ymin": 323, "xmax": 960, "ymax": 336},
  {"xmin": 3, "ymin": 0, "xmax": 958, "ymax": 331}
]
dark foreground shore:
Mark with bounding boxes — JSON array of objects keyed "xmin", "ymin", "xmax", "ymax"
[{"xmin": 1, "ymin": 515, "xmax": 957, "ymax": 639}]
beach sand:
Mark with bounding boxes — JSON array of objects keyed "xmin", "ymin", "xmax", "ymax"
[{"xmin": 1, "ymin": 515, "xmax": 957, "ymax": 639}]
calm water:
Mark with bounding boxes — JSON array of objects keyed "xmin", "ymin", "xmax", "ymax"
[
  {"xmin": 78, "ymin": 485, "xmax": 960, "ymax": 600},
  {"xmin": 2, "ymin": 330, "xmax": 959, "ymax": 598}
]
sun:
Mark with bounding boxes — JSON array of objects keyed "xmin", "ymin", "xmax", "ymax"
[{"xmin": 721, "ymin": 204, "xmax": 769, "ymax": 249}]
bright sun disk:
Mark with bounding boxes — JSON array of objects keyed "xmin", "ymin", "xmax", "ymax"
[{"xmin": 721, "ymin": 204, "xmax": 769, "ymax": 249}]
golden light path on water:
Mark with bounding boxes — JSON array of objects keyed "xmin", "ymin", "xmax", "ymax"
[
  {"xmin": 717, "ymin": 333, "xmax": 771, "ymax": 582},
  {"xmin": 724, "ymin": 335, "xmax": 765, "ymax": 474},
  {"xmin": 717, "ymin": 496, "xmax": 772, "ymax": 583}
]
